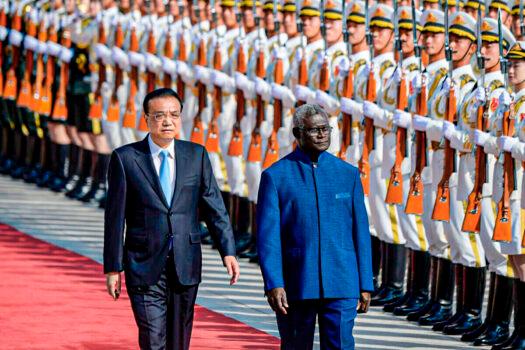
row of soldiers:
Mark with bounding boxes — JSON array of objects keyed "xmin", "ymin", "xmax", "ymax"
[{"xmin": 0, "ymin": 0, "xmax": 525, "ymax": 348}]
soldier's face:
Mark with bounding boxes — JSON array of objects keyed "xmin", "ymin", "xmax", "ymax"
[
  {"xmin": 509, "ymin": 60, "xmax": 525, "ymax": 86},
  {"xmin": 146, "ymin": 96, "xmax": 182, "ymax": 142},
  {"xmin": 423, "ymin": 2, "xmax": 440, "ymax": 10},
  {"xmin": 481, "ymin": 42, "xmax": 500, "ymax": 71},
  {"xmin": 301, "ymin": 15, "xmax": 321, "ymax": 40},
  {"xmin": 347, "ymin": 22, "xmax": 366, "ymax": 46},
  {"xmin": 512, "ymin": 15, "xmax": 525, "ymax": 39},
  {"xmin": 242, "ymin": 8, "xmax": 256, "ymax": 29},
  {"xmin": 294, "ymin": 113, "xmax": 331, "ymax": 153},
  {"xmin": 283, "ymin": 12, "xmax": 298, "ymax": 37},
  {"xmin": 222, "ymin": 7, "xmax": 237, "ymax": 28},
  {"xmin": 371, "ymin": 27, "xmax": 393, "ymax": 53},
  {"xmin": 450, "ymin": 34, "xmax": 475, "ymax": 63},
  {"xmin": 423, "ymin": 31, "xmax": 444, "ymax": 56},
  {"xmin": 65, "ymin": 0, "xmax": 75, "ymax": 13},
  {"xmin": 325, "ymin": 18, "xmax": 343, "ymax": 45},
  {"xmin": 399, "ymin": 28, "xmax": 415, "ymax": 56},
  {"xmin": 263, "ymin": 9, "xmax": 282, "ymax": 32}
]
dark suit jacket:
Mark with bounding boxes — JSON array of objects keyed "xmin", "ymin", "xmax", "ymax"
[{"xmin": 103, "ymin": 137, "xmax": 236, "ymax": 287}]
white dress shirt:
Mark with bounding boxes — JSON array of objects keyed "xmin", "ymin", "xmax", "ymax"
[{"xmin": 148, "ymin": 135, "xmax": 176, "ymax": 201}]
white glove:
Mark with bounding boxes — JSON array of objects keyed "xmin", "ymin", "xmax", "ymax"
[
  {"xmin": 498, "ymin": 90, "xmax": 511, "ymax": 112},
  {"xmin": 47, "ymin": 41, "xmax": 63, "ymax": 58},
  {"xmin": 36, "ymin": 41, "xmax": 47, "ymax": 55},
  {"xmin": 0, "ymin": 26, "xmax": 8, "ymax": 41},
  {"xmin": 213, "ymin": 70, "xmax": 237, "ymax": 94},
  {"xmin": 129, "ymin": 51, "xmax": 145, "ymax": 68},
  {"xmin": 498, "ymin": 135, "xmax": 518, "ymax": 152},
  {"xmin": 411, "ymin": 73, "xmax": 422, "ymax": 91},
  {"xmin": 340, "ymin": 97, "xmax": 363, "ymax": 118},
  {"xmin": 195, "ymin": 65, "xmax": 212, "ymax": 85},
  {"xmin": 315, "ymin": 90, "xmax": 340, "ymax": 114},
  {"xmin": 294, "ymin": 84, "xmax": 315, "ymax": 103},
  {"xmin": 234, "ymin": 72, "xmax": 255, "ymax": 98},
  {"xmin": 94, "ymin": 43, "xmax": 110, "ymax": 62},
  {"xmin": 271, "ymin": 46, "xmax": 288, "ymax": 61},
  {"xmin": 426, "ymin": 119, "xmax": 444, "ymax": 141},
  {"xmin": 442, "ymin": 120, "xmax": 456, "ymax": 140},
  {"xmin": 393, "ymin": 67, "xmax": 403, "ymax": 84},
  {"xmin": 59, "ymin": 47, "xmax": 73, "ymax": 63},
  {"xmin": 363, "ymin": 101, "xmax": 384, "ymax": 120},
  {"xmin": 8, "ymin": 29, "xmax": 23, "ymax": 47},
  {"xmin": 337, "ymin": 56, "xmax": 351, "ymax": 73},
  {"xmin": 361, "ymin": 63, "xmax": 371, "ymax": 78},
  {"xmin": 271, "ymin": 83, "xmax": 296, "ymax": 109},
  {"xmin": 176, "ymin": 60, "xmax": 195, "ymax": 85},
  {"xmin": 511, "ymin": 141, "xmax": 525, "ymax": 161},
  {"xmin": 294, "ymin": 47, "xmax": 303, "ymax": 64},
  {"xmin": 473, "ymin": 129, "xmax": 490, "ymax": 147},
  {"xmin": 393, "ymin": 109, "xmax": 412, "ymax": 128},
  {"xmin": 442, "ymin": 77, "xmax": 452, "ymax": 95},
  {"xmin": 162, "ymin": 56, "xmax": 177, "ymax": 76},
  {"xmin": 473, "ymin": 87, "xmax": 486, "ymax": 107},
  {"xmin": 255, "ymin": 77, "xmax": 272, "ymax": 102},
  {"xmin": 112, "ymin": 46, "xmax": 129, "ymax": 70},
  {"xmin": 412, "ymin": 114, "xmax": 428, "ymax": 131}
]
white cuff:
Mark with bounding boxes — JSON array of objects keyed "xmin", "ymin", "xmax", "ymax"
[
  {"xmin": 255, "ymin": 77, "xmax": 272, "ymax": 102},
  {"xmin": 59, "ymin": 47, "xmax": 73, "ymax": 63},
  {"xmin": 315, "ymin": 90, "xmax": 340, "ymax": 114},
  {"xmin": 23, "ymin": 35, "xmax": 38, "ymax": 51},
  {"xmin": 129, "ymin": 51, "xmax": 145, "ymax": 68},
  {"xmin": 271, "ymin": 83, "xmax": 296, "ymax": 109},
  {"xmin": 8, "ymin": 29, "xmax": 23, "ymax": 47},
  {"xmin": 294, "ymin": 84, "xmax": 315, "ymax": 103}
]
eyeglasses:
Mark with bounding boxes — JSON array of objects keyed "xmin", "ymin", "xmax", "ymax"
[
  {"xmin": 146, "ymin": 111, "xmax": 181, "ymax": 122},
  {"xmin": 297, "ymin": 125, "xmax": 333, "ymax": 136}
]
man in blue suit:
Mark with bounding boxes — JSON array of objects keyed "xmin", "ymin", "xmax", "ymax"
[
  {"xmin": 257, "ymin": 104, "xmax": 373, "ymax": 349},
  {"xmin": 104, "ymin": 88, "xmax": 239, "ymax": 350}
]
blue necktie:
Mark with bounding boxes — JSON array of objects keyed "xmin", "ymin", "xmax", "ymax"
[{"xmin": 159, "ymin": 150, "xmax": 171, "ymax": 204}]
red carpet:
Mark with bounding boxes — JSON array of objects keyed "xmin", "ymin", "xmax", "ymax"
[{"xmin": 0, "ymin": 224, "xmax": 279, "ymax": 349}]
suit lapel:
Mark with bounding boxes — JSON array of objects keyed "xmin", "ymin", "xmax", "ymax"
[{"xmin": 134, "ymin": 137, "xmax": 170, "ymax": 208}]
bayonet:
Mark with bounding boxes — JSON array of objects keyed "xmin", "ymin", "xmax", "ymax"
[
  {"xmin": 342, "ymin": 0, "xmax": 351, "ymax": 57},
  {"xmin": 320, "ymin": 0, "xmax": 326, "ymax": 52},
  {"xmin": 498, "ymin": 9, "xmax": 509, "ymax": 88},
  {"xmin": 520, "ymin": 0, "xmax": 524, "ymax": 37},
  {"xmin": 444, "ymin": 0, "xmax": 453, "ymax": 84},
  {"xmin": 365, "ymin": 0, "xmax": 373, "ymax": 59},
  {"xmin": 411, "ymin": 0, "xmax": 421, "ymax": 71}
]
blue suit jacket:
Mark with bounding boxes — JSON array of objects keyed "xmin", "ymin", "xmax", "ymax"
[
  {"xmin": 103, "ymin": 137, "xmax": 236, "ymax": 287},
  {"xmin": 256, "ymin": 148, "xmax": 374, "ymax": 300}
]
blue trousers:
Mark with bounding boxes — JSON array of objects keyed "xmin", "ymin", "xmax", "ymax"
[{"xmin": 276, "ymin": 298, "xmax": 359, "ymax": 350}]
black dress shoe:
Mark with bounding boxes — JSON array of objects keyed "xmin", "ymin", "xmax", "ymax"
[
  {"xmin": 384, "ymin": 292, "xmax": 411, "ymax": 312},
  {"xmin": 23, "ymin": 165, "xmax": 42, "ymax": 184},
  {"xmin": 432, "ymin": 311, "xmax": 464, "ymax": 332},
  {"xmin": 79, "ymin": 183, "xmax": 104, "ymax": 203},
  {"xmin": 418, "ymin": 303, "xmax": 453, "ymax": 326},
  {"xmin": 67, "ymin": 177, "xmax": 93, "ymax": 200},
  {"xmin": 394, "ymin": 295, "xmax": 429, "ymax": 316},
  {"xmin": 492, "ymin": 329, "xmax": 519, "ymax": 350},
  {"xmin": 36, "ymin": 170, "xmax": 54, "ymax": 187},
  {"xmin": 442, "ymin": 313, "xmax": 482, "ymax": 335},
  {"xmin": 473, "ymin": 323, "xmax": 510, "ymax": 346},
  {"xmin": 49, "ymin": 176, "xmax": 67, "ymax": 192},
  {"xmin": 11, "ymin": 164, "xmax": 27, "ymax": 179},
  {"xmin": 0, "ymin": 158, "xmax": 14, "ymax": 174},
  {"xmin": 371, "ymin": 287, "xmax": 404, "ymax": 307},
  {"xmin": 235, "ymin": 234, "xmax": 253, "ymax": 255}
]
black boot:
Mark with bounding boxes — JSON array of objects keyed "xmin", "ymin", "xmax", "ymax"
[
  {"xmin": 23, "ymin": 137, "xmax": 43, "ymax": 183},
  {"xmin": 443, "ymin": 266, "xmax": 486, "ymax": 335},
  {"xmin": 371, "ymin": 235, "xmax": 382, "ymax": 295},
  {"xmin": 431, "ymin": 264, "xmax": 465, "ymax": 331},
  {"xmin": 371, "ymin": 243, "xmax": 406, "ymax": 306},
  {"xmin": 11, "ymin": 134, "xmax": 30, "ymax": 179},
  {"xmin": 371, "ymin": 242, "xmax": 390, "ymax": 303},
  {"xmin": 418, "ymin": 258, "xmax": 454, "ymax": 326},
  {"xmin": 234, "ymin": 196, "xmax": 252, "ymax": 254},
  {"xmin": 407, "ymin": 255, "xmax": 439, "ymax": 321},
  {"xmin": 384, "ymin": 249, "xmax": 414, "ymax": 312},
  {"xmin": 63, "ymin": 144, "xmax": 82, "ymax": 192},
  {"xmin": 36, "ymin": 138, "xmax": 55, "ymax": 187},
  {"xmin": 496, "ymin": 280, "xmax": 525, "ymax": 350},
  {"xmin": 394, "ymin": 250, "xmax": 431, "ymax": 316},
  {"xmin": 472, "ymin": 274, "xmax": 512, "ymax": 346},
  {"xmin": 49, "ymin": 144, "xmax": 70, "ymax": 192},
  {"xmin": 79, "ymin": 152, "xmax": 103, "ymax": 203},
  {"xmin": 462, "ymin": 272, "xmax": 496, "ymax": 342},
  {"xmin": 66, "ymin": 149, "xmax": 92, "ymax": 198},
  {"xmin": 239, "ymin": 202, "xmax": 257, "ymax": 260}
]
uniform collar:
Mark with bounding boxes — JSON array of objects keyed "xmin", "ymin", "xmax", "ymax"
[
  {"xmin": 352, "ymin": 49, "xmax": 370, "ymax": 62},
  {"xmin": 452, "ymin": 64, "xmax": 474, "ymax": 81},
  {"xmin": 425, "ymin": 58, "xmax": 447, "ymax": 74},
  {"xmin": 484, "ymin": 70, "xmax": 504, "ymax": 86}
]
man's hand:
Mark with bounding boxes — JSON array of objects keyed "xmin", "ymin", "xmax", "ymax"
[
  {"xmin": 357, "ymin": 292, "xmax": 371, "ymax": 314},
  {"xmin": 267, "ymin": 287, "xmax": 289, "ymax": 315},
  {"xmin": 106, "ymin": 272, "xmax": 121, "ymax": 300},
  {"xmin": 223, "ymin": 256, "xmax": 240, "ymax": 285}
]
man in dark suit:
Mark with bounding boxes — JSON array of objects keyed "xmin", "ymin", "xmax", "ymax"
[
  {"xmin": 257, "ymin": 104, "xmax": 373, "ymax": 349},
  {"xmin": 104, "ymin": 88, "xmax": 239, "ymax": 350}
]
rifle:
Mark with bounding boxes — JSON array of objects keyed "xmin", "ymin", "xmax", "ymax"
[
  {"xmin": 145, "ymin": 0, "xmax": 157, "ymax": 93},
  {"xmin": 122, "ymin": 16, "xmax": 139, "ymax": 129},
  {"xmin": 162, "ymin": 1, "xmax": 175, "ymax": 88},
  {"xmin": 40, "ymin": 14, "xmax": 57, "ymax": 117},
  {"xmin": 295, "ymin": 0, "xmax": 308, "ymax": 106},
  {"xmin": 3, "ymin": 9, "xmax": 22, "ymax": 100},
  {"xmin": 0, "ymin": 5, "xmax": 7, "ymax": 98},
  {"xmin": 17, "ymin": 12, "xmax": 38, "ymax": 109},
  {"xmin": 405, "ymin": 0, "xmax": 426, "ymax": 214},
  {"xmin": 357, "ymin": 0, "xmax": 376, "ymax": 196},
  {"xmin": 246, "ymin": 0, "xmax": 264, "ymax": 163},
  {"xmin": 432, "ymin": 0, "xmax": 456, "ymax": 222},
  {"xmin": 493, "ymin": 10, "xmax": 515, "ymax": 242},
  {"xmin": 88, "ymin": 14, "xmax": 107, "ymax": 120},
  {"xmin": 520, "ymin": 0, "xmax": 524, "ymax": 39},
  {"xmin": 462, "ymin": 5, "xmax": 485, "ymax": 232},
  {"xmin": 228, "ymin": 0, "xmax": 246, "ymax": 157},
  {"xmin": 262, "ymin": 0, "xmax": 282, "ymax": 169},
  {"xmin": 176, "ymin": 0, "xmax": 187, "ymax": 100},
  {"xmin": 50, "ymin": 28, "xmax": 71, "ymax": 121},
  {"xmin": 385, "ymin": 0, "xmax": 408, "ymax": 204},
  {"xmin": 338, "ymin": 0, "xmax": 353, "ymax": 161},
  {"xmin": 190, "ymin": 0, "xmax": 211, "ymax": 146},
  {"xmin": 106, "ymin": 15, "xmax": 125, "ymax": 123},
  {"xmin": 31, "ymin": 13, "xmax": 46, "ymax": 114}
]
